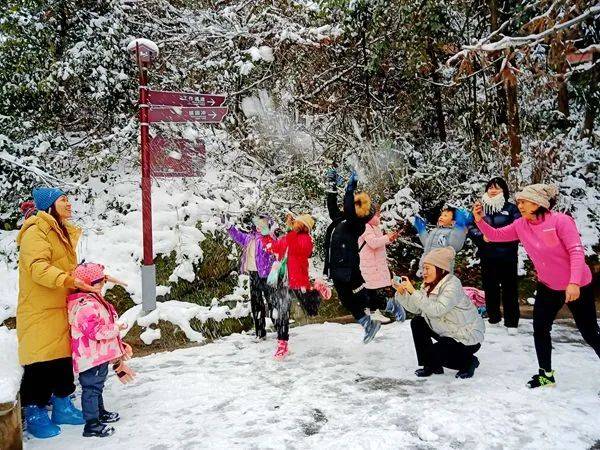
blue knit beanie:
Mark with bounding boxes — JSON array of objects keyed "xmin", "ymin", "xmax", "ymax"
[{"xmin": 32, "ymin": 187, "xmax": 65, "ymax": 212}]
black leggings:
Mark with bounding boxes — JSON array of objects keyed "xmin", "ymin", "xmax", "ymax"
[
  {"xmin": 533, "ymin": 282, "xmax": 600, "ymax": 371},
  {"xmin": 20, "ymin": 357, "xmax": 76, "ymax": 407},
  {"xmin": 271, "ymin": 284, "xmax": 291, "ymax": 341},
  {"xmin": 481, "ymin": 256, "xmax": 519, "ymax": 327},
  {"xmin": 291, "ymin": 289, "xmax": 321, "ymax": 317},
  {"xmin": 333, "ymin": 281, "xmax": 369, "ymax": 321},
  {"xmin": 410, "ymin": 316, "xmax": 480, "ymax": 371},
  {"xmin": 364, "ymin": 287, "xmax": 392, "ymax": 312},
  {"xmin": 249, "ymin": 272, "xmax": 272, "ymax": 338}
]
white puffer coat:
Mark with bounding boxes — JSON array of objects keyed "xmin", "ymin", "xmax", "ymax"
[{"xmin": 396, "ymin": 274, "xmax": 485, "ymax": 346}]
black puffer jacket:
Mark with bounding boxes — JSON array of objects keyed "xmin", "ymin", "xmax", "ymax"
[
  {"xmin": 323, "ymin": 188, "xmax": 373, "ymax": 288},
  {"xmin": 468, "ymin": 201, "xmax": 521, "ymax": 260}
]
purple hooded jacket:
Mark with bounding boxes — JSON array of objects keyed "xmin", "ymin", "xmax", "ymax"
[{"xmin": 227, "ymin": 226, "xmax": 275, "ymax": 278}]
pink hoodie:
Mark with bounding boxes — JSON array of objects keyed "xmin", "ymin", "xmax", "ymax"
[
  {"xmin": 67, "ymin": 292, "xmax": 125, "ymax": 374},
  {"xmin": 476, "ymin": 211, "xmax": 592, "ymax": 291},
  {"xmin": 358, "ymin": 223, "xmax": 392, "ymax": 289}
]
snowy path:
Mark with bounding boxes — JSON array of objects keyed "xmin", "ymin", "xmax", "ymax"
[{"xmin": 26, "ymin": 320, "xmax": 600, "ymax": 450}]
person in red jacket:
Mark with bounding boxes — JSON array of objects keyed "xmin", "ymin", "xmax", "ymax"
[{"xmin": 263, "ymin": 213, "xmax": 319, "ymax": 360}]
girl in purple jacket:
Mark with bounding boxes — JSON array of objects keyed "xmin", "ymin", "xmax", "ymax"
[{"xmin": 225, "ymin": 214, "xmax": 276, "ymax": 340}]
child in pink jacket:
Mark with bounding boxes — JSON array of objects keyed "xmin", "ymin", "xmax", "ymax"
[
  {"xmin": 358, "ymin": 207, "xmax": 406, "ymax": 323},
  {"xmin": 67, "ymin": 263, "xmax": 135, "ymax": 438}
]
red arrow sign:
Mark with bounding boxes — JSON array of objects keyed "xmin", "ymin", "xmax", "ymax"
[
  {"xmin": 148, "ymin": 90, "xmax": 226, "ymax": 107},
  {"xmin": 150, "ymin": 136, "xmax": 205, "ymax": 177},
  {"xmin": 148, "ymin": 106, "xmax": 228, "ymax": 123}
]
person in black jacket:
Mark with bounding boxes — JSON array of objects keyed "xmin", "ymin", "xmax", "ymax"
[
  {"xmin": 468, "ymin": 177, "xmax": 521, "ymax": 332},
  {"xmin": 323, "ymin": 169, "xmax": 383, "ymax": 343}
]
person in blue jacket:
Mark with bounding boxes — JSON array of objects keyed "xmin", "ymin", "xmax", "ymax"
[{"xmin": 468, "ymin": 177, "xmax": 521, "ymax": 333}]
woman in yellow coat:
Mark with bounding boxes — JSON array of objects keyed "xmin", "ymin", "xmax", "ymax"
[{"xmin": 17, "ymin": 187, "xmax": 97, "ymax": 439}]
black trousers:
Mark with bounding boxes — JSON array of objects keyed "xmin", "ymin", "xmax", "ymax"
[
  {"xmin": 249, "ymin": 271, "xmax": 272, "ymax": 338},
  {"xmin": 364, "ymin": 287, "xmax": 392, "ymax": 312},
  {"xmin": 333, "ymin": 280, "xmax": 369, "ymax": 321},
  {"xmin": 20, "ymin": 357, "xmax": 76, "ymax": 407},
  {"xmin": 481, "ymin": 256, "xmax": 519, "ymax": 327},
  {"xmin": 271, "ymin": 284, "xmax": 291, "ymax": 341},
  {"xmin": 533, "ymin": 282, "xmax": 600, "ymax": 371},
  {"xmin": 410, "ymin": 316, "xmax": 481, "ymax": 371},
  {"xmin": 291, "ymin": 289, "xmax": 321, "ymax": 317}
]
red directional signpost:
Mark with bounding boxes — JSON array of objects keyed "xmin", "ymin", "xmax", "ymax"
[
  {"xmin": 150, "ymin": 136, "xmax": 206, "ymax": 178},
  {"xmin": 127, "ymin": 38, "xmax": 228, "ymax": 312},
  {"xmin": 148, "ymin": 106, "xmax": 228, "ymax": 123},
  {"xmin": 148, "ymin": 90, "xmax": 226, "ymax": 107}
]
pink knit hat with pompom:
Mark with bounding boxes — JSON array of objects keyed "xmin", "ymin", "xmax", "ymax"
[{"xmin": 73, "ymin": 263, "xmax": 105, "ymax": 286}]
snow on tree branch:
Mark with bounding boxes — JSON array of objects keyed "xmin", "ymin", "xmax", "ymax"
[{"xmin": 461, "ymin": 5, "xmax": 600, "ymax": 53}]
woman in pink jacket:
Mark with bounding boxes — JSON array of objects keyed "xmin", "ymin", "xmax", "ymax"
[
  {"xmin": 358, "ymin": 207, "xmax": 405, "ymax": 322},
  {"xmin": 473, "ymin": 184, "xmax": 599, "ymax": 389},
  {"xmin": 68, "ymin": 263, "xmax": 135, "ymax": 437}
]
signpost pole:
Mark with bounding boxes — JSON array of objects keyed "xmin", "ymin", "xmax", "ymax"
[
  {"xmin": 137, "ymin": 43, "xmax": 157, "ymax": 312},
  {"xmin": 128, "ymin": 38, "xmax": 227, "ymax": 314}
]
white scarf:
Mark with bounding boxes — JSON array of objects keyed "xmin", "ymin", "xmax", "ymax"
[{"xmin": 481, "ymin": 192, "xmax": 506, "ymax": 215}]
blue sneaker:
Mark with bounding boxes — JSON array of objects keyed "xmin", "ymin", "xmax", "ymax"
[
  {"xmin": 51, "ymin": 395, "xmax": 85, "ymax": 425},
  {"xmin": 358, "ymin": 315, "xmax": 381, "ymax": 344},
  {"xmin": 24, "ymin": 405, "xmax": 61, "ymax": 439},
  {"xmin": 386, "ymin": 299, "xmax": 406, "ymax": 322}
]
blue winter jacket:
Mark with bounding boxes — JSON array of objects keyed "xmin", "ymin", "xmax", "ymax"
[{"xmin": 468, "ymin": 201, "xmax": 520, "ymax": 260}]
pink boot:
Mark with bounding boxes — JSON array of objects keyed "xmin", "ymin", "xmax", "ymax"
[{"xmin": 274, "ymin": 340, "xmax": 289, "ymax": 360}]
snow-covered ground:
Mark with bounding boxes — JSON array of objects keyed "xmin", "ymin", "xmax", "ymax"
[{"xmin": 23, "ymin": 319, "xmax": 600, "ymax": 450}]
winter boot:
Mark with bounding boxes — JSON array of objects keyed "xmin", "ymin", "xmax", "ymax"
[
  {"xmin": 274, "ymin": 340, "xmax": 289, "ymax": 360},
  {"xmin": 83, "ymin": 419, "xmax": 115, "ymax": 438},
  {"xmin": 527, "ymin": 369, "xmax": 556, "ymax": 388},
  {"xmin": 415, "ymin": 367, "xmax": 444, "ymax": 377},
  {"xmin": 385, "ymin": 299, "xmax": 406, "ymax": 322},
  {"xmin": 456, "ymin": 356, "xmax": 480, "ymax": 379},
  {"xmin": 368, "ymin": 308, "xmax": 392, "ymax": 324},
  {"xmin": 24, "ymin": 405, "xmax": 61, "ymax": 439},
  {"xmin": 358, "ymin": 315, "xmax": 381, "ymax": 344},
  {"xmin": 99, "ymin": 409, "xmax": 120, "ymax": 424},
  {"xmin": 51, "ymin": 395, "xmax": 85, "ymax": 425}
]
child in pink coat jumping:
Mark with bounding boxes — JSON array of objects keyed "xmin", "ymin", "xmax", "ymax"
[
  {"xmin": 67, "ymin": 263, "xmax": 135, "ymax": 438},
  {"xmin": 358, "ymin": 207, "xmax": 406, "ymax": 323}
]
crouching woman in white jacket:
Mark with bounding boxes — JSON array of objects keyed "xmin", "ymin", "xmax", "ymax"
[{"xmin": 394, "ymin": 247, "xmax": 485, "ymax": 379}]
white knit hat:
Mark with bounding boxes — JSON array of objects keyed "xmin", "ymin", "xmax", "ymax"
[
  {"xmin": 423, "ymin": 246, "xmax": 456, "ymax": 272},
  {"xmin": 515, "ymin": 184, "xmax": 558, "ymax": 209}
]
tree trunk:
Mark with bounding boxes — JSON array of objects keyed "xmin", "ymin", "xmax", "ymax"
[
  {"xmin": 426, "ymin": 37, "xmax": 447, "ymax": 141},
  {"xmin": 361, "ymin": 3, "xmax": 371, "ymax": 141},
  {"xmin": 488, "ymin": 0, "xmax": 508, "ymax": 125},
  {"xmin": 0, "ymin": 396, "xmax": 23, "ymax": 450},
  {"xmin": 582, "ymin": 52, "xmax": 599, "ymax": 137},
  {"xmin": 557, "ymin": 61, "xmax": 570, "ymax": 128},
  {"xmin": 505, "ymin": 78, "xmax": 521, "ymax": 166}
]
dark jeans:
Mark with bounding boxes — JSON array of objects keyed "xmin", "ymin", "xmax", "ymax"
[
  {"xmin": 79, "ymin": 362, "xmax": 109, "ymax": 421},
  {"xmin": 364, "ymin": 287, "xmax": 392, "ymax": 312},
  {"xmin": 272, "ymin": 284, "xmax": 291, "ymax": 341},
  {"xmin": 482, "ymin": 256, "xmax": 519, "ymax": 327},
  {"xmin": 20, "ymin": 357, "xmax": 76, "ymax": 407},
  {"xmin": 250, "ymin": 271, "xmax": 273, "ymax": 338},
  {"xmin": 333, "ymin": 281, "xmax": 369, "ymax": 321},
  {"xmin": 533, "ymin": 282, "xmax": 600, "ymax": 371},
  {"xmin": 410, "ymin": 316, "xmax": 481, "ymax": 371}
]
